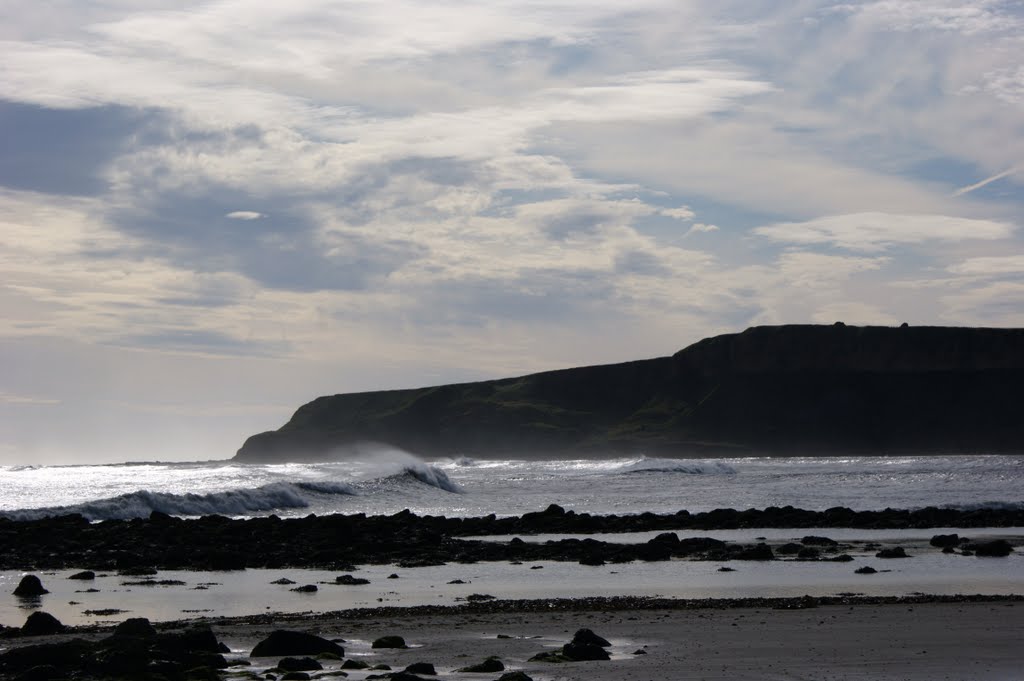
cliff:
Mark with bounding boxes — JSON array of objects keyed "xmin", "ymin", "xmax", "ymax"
[{"xmin": 234, "ymin": 324, "xmax": 1024, "ymax": 461}]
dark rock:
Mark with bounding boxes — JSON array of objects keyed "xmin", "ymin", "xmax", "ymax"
[
  {"xmin": 496, "ymin": 673, "xmax": 533, "ymax": 681},
  {"xmin": 447, "ymin": 579, "xmax": 467, "ymax": 584},
  {"xmin": 113, "ymin": 617, "xmax": 156, "ymax": 638},
  {"xmin": 776, "ymin": 542, "xmax": 803, "ymax": 555},
  {"xmin": 278, "ymin": 657, "xmax": 323, "ymax": 672},
  {"xmin": 562, "ymin": 642, "xmax": 610, "ymax": 661},
  {"xmin": 875, "ymin": 547, "xmax": 909, "ymax": 558},
  {"xmin": 342, "ymin": 659, "xmax": 371, "ymax": 669},
  {"xmin": 371, "ymin": 635, "xmax": 407, "ymax": 649},
  {"xmin": 456, "ymin": 656, "xmax": 503, "ymax": 672},
  {"xmin": 571, "ymin": 629, "xmax": 611, "ymax": 647},
  {"xmin": 21, "ymin": 612, "xmax": 65, "ymax": 636},
  {"xmin": 829, "ymin": 554, "xmax": 855, "ymax": 562},
  {"xmin": 855, "ymin": 566, "xmax": 878, "ymax": 574},
  {"xmin": 465, "ymin": 594, "xmax": 495, "ymax": 602},
  {"xmin": 796, "ymin": 547, "xmax": 820, "ymax": 559},
  {"xmin": 736, "ymin": 543, "xmax": 775, "ymax": 560},
  {"xmin": 965, "ymin": 539, "xmax": 1014, "ymax": 557},
  {"xmin": 578, "ymin": 556, "xmax": 605, "ymax": 566},
  {"xmin": 13, "ymin": 575, "xmax": 48, "ymax": 597},
  {"xmin": 251, "ymin": 631, "xmax": 345, "ymax": 658},
  {"xmin": 633, "ymin": 648, "xmax": 647, "ymax": 655},
  {"xmin": 801, "ymin": 535, "xmax": 838, "ymax": 546},
  {"xmin": 271, "ymin": 578, "xmax": 297, "ymax": 585},
  {"xmin": 291, "ymin": 584, "xmax": 318, "ymax": 592},
  {"xmin": 388, "ymin": 573, "xmax": 400, "ymax": 579},
  {"xmin": 717, "ymin": 566, "xmax": 735, "ymax": 572},
  {"xmin": 528, "ymin": 650, "xmax": 569, "ymax": 663},
  {"xmin": 68, "ymin": 571, "xmax": 95, "ymax": 581},
  {"xmin": 281, "ymin": 673, "xmax": 311, "ymax": 681},
  {"xmin": 930, "ymin": 533, "xmax": 960, "ymax": 548},
  {"xmin": 336, "ymin": 574, "xmax": 370, "ymax": 585},
  {"xmin": 405, "ymin": 661, "xmax": 437, "ymax": 674}
]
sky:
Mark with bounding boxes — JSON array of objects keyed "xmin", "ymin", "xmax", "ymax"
[{"xmin": 1, "ymin": 0, "xmax": 1022, "ymax": 464}]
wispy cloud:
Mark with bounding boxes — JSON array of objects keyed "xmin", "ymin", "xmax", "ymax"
[{"xmin": 951, "ymin": 166, "xmax": 1020, "ymax": 197}]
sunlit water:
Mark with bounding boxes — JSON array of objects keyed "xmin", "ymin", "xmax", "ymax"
[{"xmin": 1, "ymin": 451, "xmax": 1022, "ymax": 520}]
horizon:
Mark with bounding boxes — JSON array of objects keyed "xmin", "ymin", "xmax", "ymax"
[{"xmin": 1, "ymin": 1, "xmax": 1022, "ymax": 465}]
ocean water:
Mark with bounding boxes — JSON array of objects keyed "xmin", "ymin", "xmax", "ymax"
[
  {"xmin": 2, "ymin": 450, "xmax": 1023, "ymax": 626},
  {"xmin": 1, "ymin": 449, "xmax": 1022, "ymax": 521}
]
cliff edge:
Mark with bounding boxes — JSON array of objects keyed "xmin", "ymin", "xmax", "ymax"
[{"xmin": 234, "ymin": 324, "xmax": 1024, "ymax": 461}]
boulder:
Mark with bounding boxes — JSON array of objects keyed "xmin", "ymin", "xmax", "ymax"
[
  {"xmin": 113, "ymin": 617, "xmax": 157, "ymax": 638},
  {"xmin": 281, "ymin": 673, "xmax": 311, "ymax": 681},
  {"xmin": 801, "ymin": 535, "xmax": 837, "ymax": 546},
  {"xmin": 854, "ymin": 566, "xmax": 877, "ymax": 574},
  {"xmin": 250, "ymin": 631, "xmax": 345, "ymax": 658},
  {"xmin": 68, "ymin": 571, "xmax": 95, "ymax": 581},
  {"xmin": 277, "ymin": 657, "xmax": 323, "ymax": 672},
  {"xmin": 496, "ymin": 673, "xmax": 533, "ymax": 681},
  {"xmin": 571, "ymin": 629, "xmax": 610, "ymax": 647},
  {"xmin": 405, "ymin": 661, "xmax": 437, "ymax": 674},
  {"xmin": 929, "ymin": 533, "xmax": 960, "ymax": 549},
  {"xmin": 562, "ymin": 641, "xmax": 610, "ymax": 661},
  {"xmin": 342, "ymin": 659, "xmax": 371, "ymax": 669},
  {"xmin": 336, "ymin": 574, "xmax": 371, "ymax": 586},
  {"xmin": 456, "ymin": 656, "xmax": 503, "ymax": 672},
  {"xmin": 736, "ymin": 543, "xmax": 775, "ymax": 560},
  {"xmin": 291, "ymin": 584, "xmax": 318, "ymax": 593},
  {"xmin": 21, "ymin": 612, "xmax": 66, "ymax": 636},
  {"xmin": 965, "ymin": 539, "xmax": 1014, "ymax": 557},
  {"xmin": 13, "ymin": 575, "xmax": 48, "ymax": 597},
  {"xmin": 875, "ymin": 547, "xmax": 909, "ymax": 559},
  {"xmin": 371, "ymin": 635, "xmax": 407, "ymax": 649}
]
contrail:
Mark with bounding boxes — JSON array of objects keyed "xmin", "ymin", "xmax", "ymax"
[{"xmin": 951, "ymin": 165, "xmax": 1020, "ymax": 197}]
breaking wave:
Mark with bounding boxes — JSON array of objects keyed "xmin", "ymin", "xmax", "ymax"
[
  {"xmin": 0, "ymin": 480, "xmax": 357, "ymax": 522},
  {"xmin": 391, "ymin": 464, "xmax": 462, "ymax": 493},
  {"xmin": 616, "ymin": 457, "xmax": 737, "ymax": 475}
]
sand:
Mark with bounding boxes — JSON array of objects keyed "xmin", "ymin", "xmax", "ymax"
[{"xmin": 195, "ymin": 599, "xmax": 1023, "ymax": 680}]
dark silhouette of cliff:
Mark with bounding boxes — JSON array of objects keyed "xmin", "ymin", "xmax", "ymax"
[{"xmin": 234, "ymin": 324, "xmax": 1024, "ymax": 461}]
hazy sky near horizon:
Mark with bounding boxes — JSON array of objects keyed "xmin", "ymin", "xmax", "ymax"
[{"xmin": 1, "ymin": 0, "xmax": 1022, "ymax": 464}]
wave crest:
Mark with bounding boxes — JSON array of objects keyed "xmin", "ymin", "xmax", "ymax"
[
  {"xmin": 397, "ymin": 464, "xmax": 462, "ymax": 493},
  {"xmin": 0, "ymin": 480, "xmax": 357, "ymax": 522},
  {"xmin": 617, "ymin": 457, "xmax": 737, "ymax": 475}
]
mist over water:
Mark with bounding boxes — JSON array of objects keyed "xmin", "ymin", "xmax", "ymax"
[{"xmin": 1, "ymin": 448, "xmax": 1021, "ymax": 521}]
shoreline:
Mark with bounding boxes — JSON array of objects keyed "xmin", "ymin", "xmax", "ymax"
[
  {"xmin": 1, "ymin": 504, "xmax": 1021, "ymax": 571},
  {"xmin": 4, "ymin": 596, "xmax": 1022, "ymax": 681}
]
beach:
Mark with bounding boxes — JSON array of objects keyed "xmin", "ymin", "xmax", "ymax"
[{"xmin": 2, "ymin": 597, "xmax": 1022, "ymax": 680}]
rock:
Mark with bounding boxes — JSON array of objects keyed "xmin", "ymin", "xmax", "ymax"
[
  {"xmin": 496, "ymin": 673, "xmax": 533, "ymax": 681},
  {"xmin": 113, "ymin": 617, "xmax": 157, "ymax": 638},
  {"xmin": 930, "ymin": 533, "xmax": 960, "ymax": 548},
  {"xmin": 117, "ymin": 566, "xmax": 158, "ymax": 576},
  {"xmin": 250, "ymin": 631, "xmax": 345, "ymax": 658},
  {"xmin": 562, "ymin": 642, "xmax": 610, "ymax": 661},
  {"xmin": 291, "ymin": 584, "xmax": 318, "ymax": 593},
  {"xmin": 21, "ymin": 612, "xmax": 65, "ymax": 636},
  {"xmin": 875, "ymin": 547, "xmax": 909, "ymax": 558},
  {"xmin": 854, "ymin": 566, "xmax": 877, "ymax": 574},
  {"xmin": 388, "ymin": 574, "xmax": 400, "ymax": 579},
  {"xmin": 465, "ymin": 594, "xmax": 495, "ymax": 602},
  {"xmin": 277, "ymin": 657, "xmax": 323, "ymax": 672},
  {"xmin": 717, "ymin": 566, "xmax": 735, "ymax": 572},
  {"xmin": 335, "ymin": 574, "xmax": 370, "ymax": 585},
  {"xmin": 456, "ymin": 656, "xmax": 503, "ymax": 672},
  {"xmin": 281, "ymin": 673, "xmax": 311, "ymax": 681},
  {"xmin": 736, "ymin": 543, "xmax": 775, "ymax": 560},
  {"xmin": 801, "ymin": 535, "xmax": 838, "ymax": 546},
  {"xmin": 571, "ymin": 629, "xmax": 611, "ymax": 647},
  {"xmin": 528, "ymin": 650, "xmax": 568, "ymax": 663},
  {"xmin": 405, "ymin": 661, "xmax": 437, "ymax": 674},
  {"xmin": 371, "ymin": 635, "xmax": 407, "ymax": 649},
  {"xmin": 796, "ymin": 547, "xmax": 820, "ymax": 559},
  {"xmin": 447, "ymin": 579, "xmax": 467, "ymax": 585},
  {"xmin": 776, "ymin": 542, "xmax": 802, "ymax": 555},
  {"xmin": 342, "ymin": 659, "xmax": 371, "ymax": 669},
  {"xmin": 13, "ymin": 575, "xmax": 48, "ymax": 597},
  {"xmin": 271, "ymin": 578, "xmax": 297, "ymax": 585},
  {"xmin": 965, "ymin": 539, "xmax": 1014, "ymax": 557},
  {"xmin": 633, "ymin": 648, "xmax": 647, "ymax": 655},
  {"xmin": 68, "ymin": 571, "xmax": 95, "ymax": 581},
  {"xmin": 578, "ymin": 555, "xmax": 605, "ymax": 566}
]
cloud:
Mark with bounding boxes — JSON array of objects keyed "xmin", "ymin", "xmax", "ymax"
[
  {"xmin": 948, "ymin": 255, "xmax": 1024, "ymax": 276},
  {"xmin": 754, "ymin": 212, "xmax": 1016, "ymax": 252},
  {"xmin": 0, "ymin": 392, "xmax": 61, "ymax": 406},
  {"xmin": 684, "ymin": 222, "xmax": 719, "ymax": 237},
  {"xmin": 661, "ymin": 206, "xmax": 695, "ymax": 221},
  {"xmin": 226, "ymin": 211, "xmax": 264, "ymax": 220}
]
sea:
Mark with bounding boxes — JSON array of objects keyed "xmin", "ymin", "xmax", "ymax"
[{"xmin": 1, "ymin": 450, "xmax": 1022, "ymax": 625}]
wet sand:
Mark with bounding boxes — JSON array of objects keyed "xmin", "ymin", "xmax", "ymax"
[{"xmin": 206, "ymin": 599, "xmax": 1023, "ymax": 680}]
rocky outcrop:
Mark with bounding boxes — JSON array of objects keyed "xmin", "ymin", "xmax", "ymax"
[{"xmin": 234, "ymin": 324, "xmax": 1024, "ymax": 461}]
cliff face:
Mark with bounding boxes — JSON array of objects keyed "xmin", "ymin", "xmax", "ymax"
[{"xmin": 234, "ymin": 324, "xmax": 1024, "ymax": 462}]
